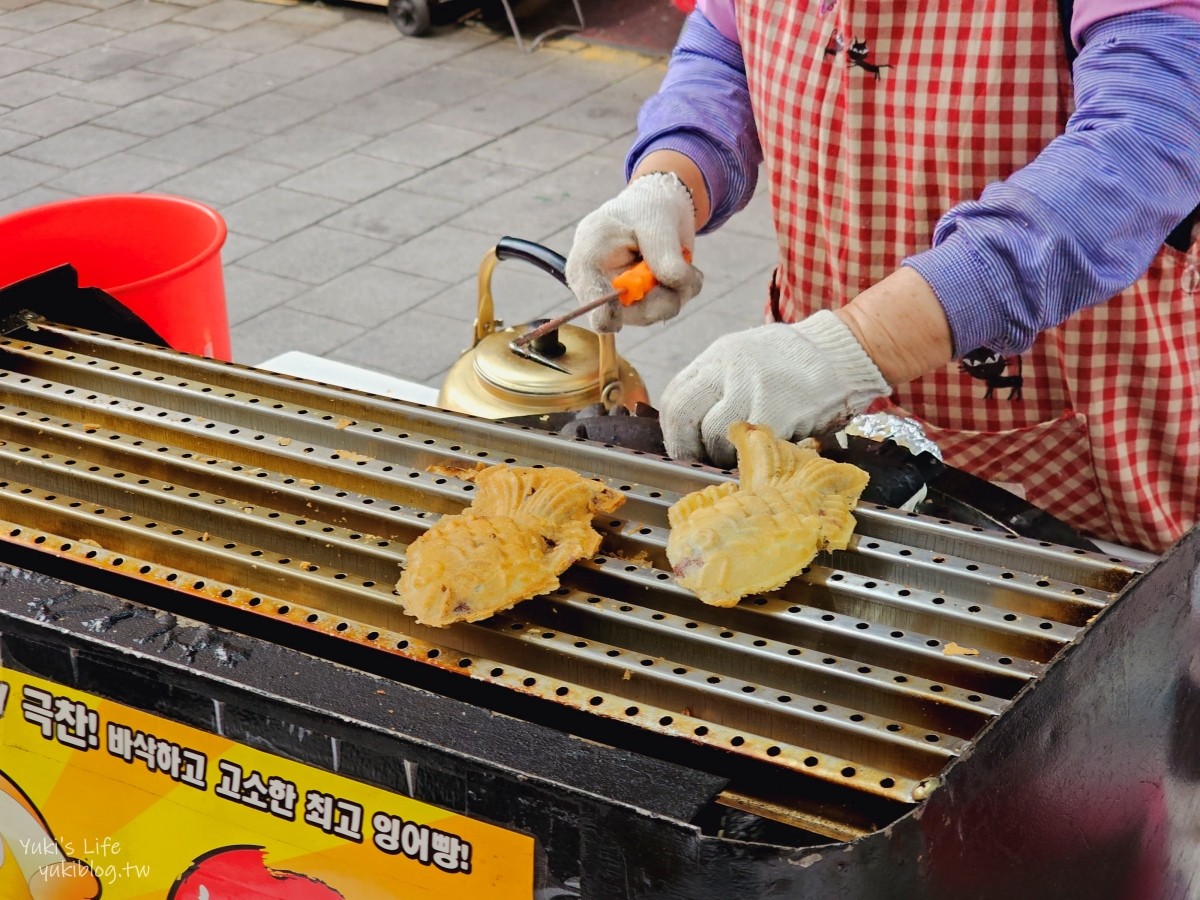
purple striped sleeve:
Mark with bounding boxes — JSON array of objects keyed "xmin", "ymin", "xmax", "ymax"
[
  {"xmin": 903, "ymin": 10, "xmax": 1200, "ymax": 357},
  {"xmin": 625, "ymin": 11, "xmax": 761, "ymax": 233}
]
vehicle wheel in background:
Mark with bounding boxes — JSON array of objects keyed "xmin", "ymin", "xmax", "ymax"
[{"xmin": 387, "ymin": 0, "xmax": 432, "ymax": 35}]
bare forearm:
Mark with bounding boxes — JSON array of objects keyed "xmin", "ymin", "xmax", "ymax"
[
  {"xmin": 631, "ymin": 149, "xmax": 713, "ymax": 232},
  {"xmin": 834, "ymin": 268, "xmax": 954, "ymax": 386}
]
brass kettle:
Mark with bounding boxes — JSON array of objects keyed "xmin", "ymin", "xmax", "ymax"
[{"xmin": 438, "ymin": 237, "xmax": 649, "ymax": 419}]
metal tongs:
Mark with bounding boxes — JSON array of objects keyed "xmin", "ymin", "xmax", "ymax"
[{"xmin": 509, "ymin": 250, "xmax": 691, "ymax": 373}]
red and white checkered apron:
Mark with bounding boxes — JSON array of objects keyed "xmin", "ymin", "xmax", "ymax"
[{"xmin": 735, "ymin": 0, "xmax": 1199, "ymax": 553}]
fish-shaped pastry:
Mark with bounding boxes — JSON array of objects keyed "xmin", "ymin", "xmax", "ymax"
[
  {"xmin": 667, "ymin": 422, "xmax": 869, "ymax": 607},
  {"xmin": 397, "ymin": 463, "xmax": 625, "ymax": 627}
]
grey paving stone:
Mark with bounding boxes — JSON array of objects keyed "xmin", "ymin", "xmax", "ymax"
[
  {"xmin": 10, "ymin": 21, "xmax": 123, "ymax": 55},
  {"xmin": 45, "ymin": 149, "xmax": 189, "ymax": 193},
  {"xmin": 302, "ymin": 18, "xmax": 397, "ymax": 54},
  {"xmin": 267, "ymin": 2, "xmax": 353, "ymax": 29},
  {"xmin": 274, "ymin": 56, "xmax": 410, "ymax": 106},
  {"xmin": 0, "ymin": 0, "xmax": 40, "ymax": 11},
  {"xmin": 232, "ymin": 307, "xmax": 363, "ymax": 366},
  {"xmin": 699, "ymin": 277, "xmax": 775, "ymax": 326},
  {"xmin": 688, "ymin": 227, "xmax": 778, "ymax": 303},
  {"xmin": 173, "ymin": 0, "xmax": 274, "ymax": 32},
  {"xmin": 418, "ymin": 264, "xmax": 574, "ymax": 326},
  {"xmin": 0, "ymin": 123, "xmax": 35, "ymax": 152},
  {"xmin": 539, "ymin": 75, "xmax": 659, "ymax": 138},
  {"xmin": 0, "ymin": 46, "xmax": 49, "ymax": 78},
  {"xmin": 0, "ymin": 154, "xmax": 63, "ymax": 197},
  {"xmin": 604, "ymin": 62, "xmax": 672, "ymax": 100},
  {"xmin": 70, "ymin": 0, "xmax": 138, "ymax": 11},
  {"xmin": 0, "ymin": 183, "xmax": 75, "ymax": 214},
  {"xmin": 35, "ymin": 45, "xmax": 153, "ymax": 80},
  {"xmin": 219, "ymin": 186, "xmax": 344, "ymax": 241},
  {"xmin": 449, "ymin": 183, "xmax": 596, "ymax": 244},
  {"xmin": 358, "ymin": 121, "xmax": 491, "ymax": 170},
  {"xmin": 204, "ymin": 91, "xmax": 324, "ymax": 135},
  {"xmin": 454, "ymin": 38, "xmax": 571, "ymax": 78},
  {"xmin": 107, "ymin": 22, "xmax": 217, "ymax": 55},
  {"xmin": 469, "ymin": 123, "xmax": 605, "ymax": 173},
  {"xmin": 325, "ymin": 305, "xmax": 469, "ymax": 382},
  {"xmin": 641, "ymin": 277, "xmax": 768, "ymax": 346},
  {"xmin": 79, "ymin": 0, "xmax": 189, "ymax": 30},
  {"xmin": 279, "ymin": 153, "xmax": 418, "ymax": 203},
  {"xmin": 522, "ymin": 153, "xmax": 626, "ymax": 204},
  {"xmin": 401, "ymin": 155, "xmax": 536, "ymax": 206},
  {"xmin": 425, "ymin": 89, "xmax": 573, "ymax": 140},
  {"xmin": 93, "ymin": 94, "xmax": 216, "ymax": 136},
  {"xmin": 0, "ymin": 94, "xmax": 113, "ymax": 136},
  {"xmin": 134, "ymin": 122, "xmax": 258, "ymax": 165},
  {"xmin": 589, "ymin": 132, "xmax": 636, "ymax": 165},
  {"xmin": 239, "ymin": 122, "xmax": 368, "ymax": 169},
  {"xmin": 304, "ymin": 89, "xmax": 438, "ymax": 138},
  {"xmin": 154, "ymin": 152, "xmax": 293, "ymax": 205},
  {"xmin": 164, "ymin": 66, "xmax": 280, "ymax": 106},
  {"xmin": 0, "ymin": 70, "xmax": 78, "ymax": 107},
  {"xmin": 137, "ymin": 44, "xmax": 253, "ymax": 79},
  {"xmin": 206, "ymin": 19, "xmax": 310, "ymax": 53},
  {"xmin": 423, "ymin": 56, "xmax": 616, "ymax": 136},
  {"xmin": 10, "ymin": 121, "xmax": 139, "ymax": 167},
  {"xmin": 219, "ymin": 230, "xmax": 267, "ymax": 263},
  {"xmin": 722, "ymin": 184, "xmax": 776, "ymax": 240},
  {"xmin": 349, "ymin": 27, "xmax": 494, "ymax": 72},
  {"xmin": 539, "ymin": 222, "xmax": 576, "ymax": 257},
  {"xmin": 222, "ymin": 262, "xmax": 306, "ymax": 325},
  {"xmin": 236, "ymin": 224, "xmax": 390, "ymax": 284},
  {"xmin": 0, "ymin": 24, "xmax": 22, "ymax": 40},
  {"xmin": 62, "ymin": 66, "xmax": 183, "ymax": 103},
  {"xmin": 286, "ymin": 264, "xmax": 445, "ymax": 326},
  {"xmin": 0, "ymin": 2, "xmax": 89, "ymax": 32},
  {"xmin": 572, "ymin": 43, "xmax": 660, "ymax": 80},
  {"xmin": 372, "ymin": 224, "xmax": 501, "ymax": 283},
  {"xmin": 228, "ymin": 42, "xmax": 349, "ymax": 82},
  {"xmin": 322, "ymin": 187, "xmax": 466, "ymax": 243},
  {"xmin": 381, "ymin": 62, "xmax": 498, "ymax": 107}
]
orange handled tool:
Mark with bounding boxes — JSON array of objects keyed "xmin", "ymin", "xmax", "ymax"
[{"xmin": 510, "ymin": 249, "xmax": 692, "ymax": 372}]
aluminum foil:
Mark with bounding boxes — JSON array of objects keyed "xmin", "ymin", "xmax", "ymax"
[{"xmin": 843, "ymin": 412, "xmax": 943, "ymax": 460}]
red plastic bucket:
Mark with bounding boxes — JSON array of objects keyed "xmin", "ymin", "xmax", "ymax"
[{"xmin": 0, "ymin": 194, "xmax": 231, "ymax": 359}]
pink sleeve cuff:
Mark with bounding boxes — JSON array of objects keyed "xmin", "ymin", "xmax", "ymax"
[
  {"xmin": 695, "ymin": 0, "xmax": 738, "ymax": 42},
  {"xmin": 1073, "ymin": 0, "xmax": 1200, "ymax": 45}
]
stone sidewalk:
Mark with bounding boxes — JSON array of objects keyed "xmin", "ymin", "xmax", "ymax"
[{"xmin": 0, "ymin": 0, "xmax": 777, "ymax": 401}]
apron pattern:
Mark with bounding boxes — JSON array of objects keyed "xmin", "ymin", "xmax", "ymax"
[{"xmin": 736, "ymin": 0, "xmax": 1196, "ymax": 551}]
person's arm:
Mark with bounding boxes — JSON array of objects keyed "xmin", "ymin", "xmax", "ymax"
[
  {"xmin": 661, "ymin": 6, "xmax": 1200, "ymax": 465},
  {"xmin": 899, "ymin": 8, "xmax": 1200, "ymax": 360},
  {"xmin": 564, "ymin": 3, "xmax": 758, "ymax": 333},
  {"xmin": 625, "ymin": 5, "xmax": 762, "ymax": 233}
]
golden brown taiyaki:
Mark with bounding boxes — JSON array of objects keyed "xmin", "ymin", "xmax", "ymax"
[
  {"xmin": 667, "ymin": 422, "xmax": 869, "ymax": 607},
  {"xmin": 398, "ymin": 464, "xmax": 625, "ymax": 627}
]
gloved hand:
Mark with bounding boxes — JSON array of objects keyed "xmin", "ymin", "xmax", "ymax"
[
  {"xmin": 566, "ymin": 172, "xmax": 704, "ymax": 333},
  {"xmin": 660, "ymin": 310, "xmax": 892, "ymax": 466}
]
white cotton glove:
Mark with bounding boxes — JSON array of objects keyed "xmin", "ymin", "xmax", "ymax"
[
  {"xmin": 566, "ymin": 172, "xmax": 704, "ymax": 333},
  {"xmin": 660, "ymin": 310, "xmax": 892, "ymax": 467}
]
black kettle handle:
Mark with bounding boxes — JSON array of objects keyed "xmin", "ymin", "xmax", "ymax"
[{"xmin": 495, "ymin": 236, "xmax": 568, "ymax": 286}]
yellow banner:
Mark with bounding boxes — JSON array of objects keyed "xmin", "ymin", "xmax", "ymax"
[{"xmin": 0, "ymin": 668, "xmax": 533, "ymax": 899}]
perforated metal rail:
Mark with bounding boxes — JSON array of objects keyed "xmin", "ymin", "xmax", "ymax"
[{"xmin": 0, "ymin": 317, "xmax": 1141, "ymax": 839}]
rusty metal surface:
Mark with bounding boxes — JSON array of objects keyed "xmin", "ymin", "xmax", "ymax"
[{"xmin": 0, "ymin": 318, "xmax": 1142, "ymax": 838}]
